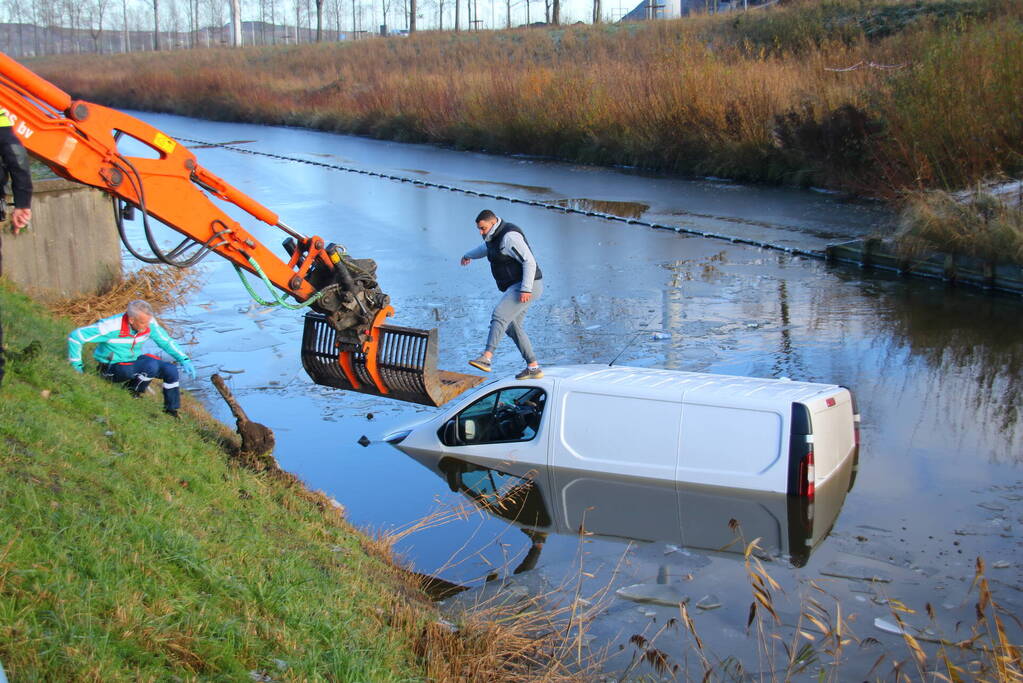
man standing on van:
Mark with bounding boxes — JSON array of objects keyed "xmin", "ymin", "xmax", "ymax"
[{"xmin": 461, "ymin": 209, "xmax": 544, "ymax": 379}]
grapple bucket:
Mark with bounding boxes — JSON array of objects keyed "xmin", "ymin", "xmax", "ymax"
[{"xmin": 301, "ymin": 312, "xmax": 486, "ymax": 406}]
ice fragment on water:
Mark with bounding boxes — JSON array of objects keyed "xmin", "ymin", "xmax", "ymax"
[
  {"xmin": 819, "ymin": 561, "xmax": 893, "ymax": 583},
  {"xmin": 873, "ymin": 617, "xmax": 906, "ymax": 636},
  {"xmin": 616, "ymin": 583, "xmax": 689, "ymax": 607},
  {"xmin": 696, "ymin": 594, "xmax": 722, "ymax": 610}
]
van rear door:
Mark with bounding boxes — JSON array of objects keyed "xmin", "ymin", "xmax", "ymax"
[{"xmin": 800, "ymin": 388, "xmax": 856, "ymax": 488}]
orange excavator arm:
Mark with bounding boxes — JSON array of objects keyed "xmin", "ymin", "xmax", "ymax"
[
  {"xmin": 0, "ymin": 51, "xmax": 482, "ymax": 405},
  {"xmin": 0, "ymin": 52, "xmax": 328, "ymax": 298}
]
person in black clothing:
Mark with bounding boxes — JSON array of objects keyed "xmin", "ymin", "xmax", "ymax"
[{"xmin": 0, "ymin": 109, "xmax": 34, "ymax": 388}]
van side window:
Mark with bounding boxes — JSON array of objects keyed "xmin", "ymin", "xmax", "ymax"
[{"xmin": 444, "ymin": 387, "xmax": 547, "ymax": 446}]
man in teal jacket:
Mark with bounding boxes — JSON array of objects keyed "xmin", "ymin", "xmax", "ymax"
[{"xmin": 68, "ymin": 299, "xmax": 196, "ymax": 417}]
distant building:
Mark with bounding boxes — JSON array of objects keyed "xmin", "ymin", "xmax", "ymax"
[
  {"xmin": 619, "ymin": 0, "xmax": 761, "ymax": 21},
  {"xmin": 620, "ymin": 0, "xmax": 693, "ymax": 20}
]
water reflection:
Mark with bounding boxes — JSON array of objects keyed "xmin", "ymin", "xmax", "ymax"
[
  {"xmin": 405, "ymin": 453, "xmax": 854, "ymax": 569},
  {"xmin": 868, "ymin": 286, "xmax": 1023, "ymax": 438},
  {"xmin": 464, "ymin": 179, "xmax": 556, "ymax": 196},
  {"xmin": 552, "ymin": 198, "xmax": 651, "ymax": 219}
]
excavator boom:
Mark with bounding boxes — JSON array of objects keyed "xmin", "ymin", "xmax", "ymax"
[{"xmin": 0, "ymin": 51, "xmax": 482, "ymax": 406}]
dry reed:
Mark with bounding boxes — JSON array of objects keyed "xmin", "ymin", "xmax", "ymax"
[
  {"xmin": 46, "ymin": 265, "xmax": 204, "ymax": 326},
  {"xmin": 31, "ymin": 0, "xmax": 1023, "ymax": 197},
  {"xmin": 897, "ymin": 187, "xmax": 1023, "ymax": 264}
]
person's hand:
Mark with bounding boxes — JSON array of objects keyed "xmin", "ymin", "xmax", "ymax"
[
  {"xmin": 71, "ymin": 361, "xmax": 84, "ymax": 374},
  {"xmin": 11, "ymin": 208, "xmax": 31, "ymax": 234},
  {"xmin": 460, "ymin": 257, "xmax": 471, "ymax": 266},
  {"xmin": 519, "ymin": 291, "xmax": 532, "ymax": 303},
  {"xmin": 181, "ymin": 359, "xmax": 196, "ymax": 380}
]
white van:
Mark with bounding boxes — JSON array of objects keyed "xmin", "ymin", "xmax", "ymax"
[{"xmin": 387, "ymin": 364, "xmax": 860, "ymax": 498}]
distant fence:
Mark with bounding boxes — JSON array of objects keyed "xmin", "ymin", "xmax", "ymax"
[{"xmin": 0, "ymin": 179, "xmax": 122, "ymax": 300}]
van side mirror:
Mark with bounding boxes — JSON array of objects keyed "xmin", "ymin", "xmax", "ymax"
[{"xmin": 442, "ymin": 419, "xmax": 461, "ymax": 446}]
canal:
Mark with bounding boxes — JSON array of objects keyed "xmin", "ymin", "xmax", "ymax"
[{"xmin": 130, "ymin": 112, "xmax": 1022, "ymax": 677}]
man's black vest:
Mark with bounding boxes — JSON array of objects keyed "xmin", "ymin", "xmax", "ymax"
[{"xmin": 486, "ymin": 221, "xmax": 543, "ymax": 292}]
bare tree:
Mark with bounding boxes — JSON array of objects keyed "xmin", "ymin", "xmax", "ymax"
[
  {"xmin": 230, "ymin": 0, "xmax": 242, "ymax": 45},
  {"xmin": 88, "ymin": 0, "xmax": 112, "ymax": 51},
  {"xmin": 408, "ymin": 0, "xmax": 415, "ymax": 31},
  {"xmin": 315, "ymin": 0, "xmax": 325, "ymax": 39},
  {"xmin": 592, "ymin": 0, "xmax": 599, "ymax": 23},
  {"xmin": 454, "ymin": 0, "xmax": 459, "ymax": 30},
  {"xmin": 151, "ymin": 0, "xmax": 160, "ymax": 49},
  {"xmin": 551, "ymin": 0, "xmax": 558, "ymax": 24},
  {"xmin": 204, "ymin": 0, "xmax": 227, "ymax": 45},
  {"xmin": 4, "ymin": 0, "xmax": 28, "ymax": 55},
  {"xmin": 120, "ymin": 0, "xmax": 130, "ymax": 50}
]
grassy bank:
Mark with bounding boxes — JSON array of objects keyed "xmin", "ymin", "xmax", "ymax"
[
  {"xmin": 0, "ymin": 279, "xmax": 541, "ymax": 680},
  {"xmin": 32, "ymin": 0, "xmax": 1023, "ymax": 197},
  {"xmin": 897, "ymin": 184, "xmax": 1023, "ymax": 264}
]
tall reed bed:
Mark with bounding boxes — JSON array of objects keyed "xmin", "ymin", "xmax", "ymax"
[{"xmin": 34, "ymin": 0, "xmax": 1023, "ymax": 196}]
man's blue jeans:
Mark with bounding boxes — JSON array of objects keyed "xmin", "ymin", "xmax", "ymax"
[
  {"xmin": 99, "ymin": 354, "xmax": 180, "ymax": 412},
  {"xmin": 485, "ymin": 280, "xmax": 543, "ymax": 364}
]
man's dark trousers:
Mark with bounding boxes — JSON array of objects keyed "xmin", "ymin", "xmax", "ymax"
[{"xmin": 100, "ymin": 354, "xmax": 180, "ymax": 412}]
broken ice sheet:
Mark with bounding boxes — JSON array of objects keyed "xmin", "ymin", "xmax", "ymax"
[
  {"xmin": 616, "ymin": 583, "xmax": 689, "ymax": 607},
  {"xmin": 819, "ymin": 561, "xmax": 893, "ymax": 583}
]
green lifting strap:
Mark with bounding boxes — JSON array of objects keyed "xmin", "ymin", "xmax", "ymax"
[{"xmin": 234, "ymin": 255, "xmax": 327, "ymax": 310}]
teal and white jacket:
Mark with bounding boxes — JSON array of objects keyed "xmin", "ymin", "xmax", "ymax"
[{"xmin": 68, "ymin": 313, "xmax": 190, "ymax": 366}]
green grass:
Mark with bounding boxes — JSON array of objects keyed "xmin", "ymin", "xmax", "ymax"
[{"xmin": 0, "ymin": 279, "xmax": 430, "ymax": 680}]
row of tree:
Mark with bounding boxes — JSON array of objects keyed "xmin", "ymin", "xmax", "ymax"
[{"xmin": 0, "ymin": 0, "xmax": 596, "ymax": 57}]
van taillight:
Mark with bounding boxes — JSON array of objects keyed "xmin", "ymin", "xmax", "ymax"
[
  {"xmin": 853, "ymin": 414, "xmax": 861, "ymax": 447},
  {"xmin": 798, "ymin": 449, "xmax": 815, "ymax": 500}
]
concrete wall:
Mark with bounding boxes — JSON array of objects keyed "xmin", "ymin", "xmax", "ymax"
[{"xmin": 1, "ymin": 179, "xmax": 122, "ymax": 300}]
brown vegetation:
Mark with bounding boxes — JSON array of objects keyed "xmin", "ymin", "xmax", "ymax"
[
  {"xmin": 32, "ymin": 0, "xmax": 1023, "ymax": 198},
  {"xmin": 897, "ymin": 186, "xmax": 1023, "ymax": 264},
  {"xmin": 45, "ymin": 264, "xmax": 203, "ymax": 325}
]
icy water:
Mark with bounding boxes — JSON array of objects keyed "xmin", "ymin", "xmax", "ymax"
[{"xmin": 128, "ymin": 113, "xmax": 1021, "ymax": 677}]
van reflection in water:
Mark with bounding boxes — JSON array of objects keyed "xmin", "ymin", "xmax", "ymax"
[{"xmin": 404, "ymin": 451, "xmax": 855, "ymax": 570}]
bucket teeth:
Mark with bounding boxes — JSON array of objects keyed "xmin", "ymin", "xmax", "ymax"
[{"xmin": 301, "ymin": 312, "xmax": 485, "ymax": 406}]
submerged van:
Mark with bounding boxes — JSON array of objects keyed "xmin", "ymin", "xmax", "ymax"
[{"xmin": 387, "ymin": 364, "xmax": 860, "ymax": 497}]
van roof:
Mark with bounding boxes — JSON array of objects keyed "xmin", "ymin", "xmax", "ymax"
[{"xmin": 543, "ymin": 364, "xmax": 840, "ymax": 404}]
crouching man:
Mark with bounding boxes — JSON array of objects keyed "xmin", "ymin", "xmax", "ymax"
[{"xmin": 68, "ymin": 300, "xmax": 196, "ymax": 417}]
